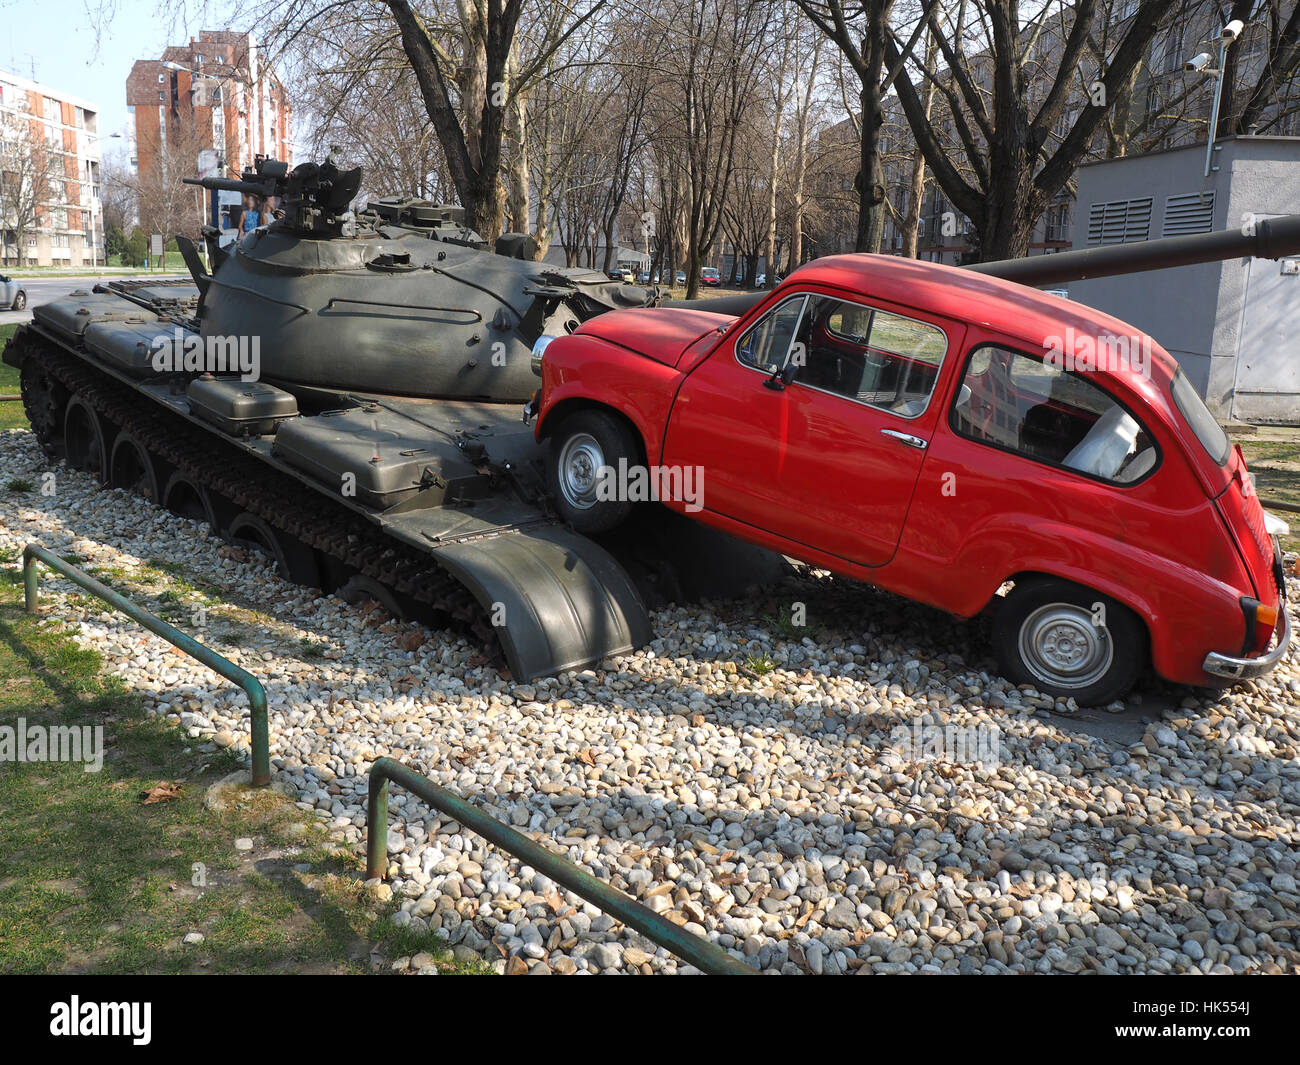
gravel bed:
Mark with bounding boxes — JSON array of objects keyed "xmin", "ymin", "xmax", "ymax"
[{"xmin": 3, "ymin": 427, "xmax": 1299, "ymax": 975}]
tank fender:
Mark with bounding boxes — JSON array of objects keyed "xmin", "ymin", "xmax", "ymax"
[{"xmin": 432, "ymin": 524, "xmax": 651, "ymax": 681}]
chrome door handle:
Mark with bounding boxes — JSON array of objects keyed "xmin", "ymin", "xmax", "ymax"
[{"xmin": 880, "ymin": 428, "xmax": 928, "ymax": 450}]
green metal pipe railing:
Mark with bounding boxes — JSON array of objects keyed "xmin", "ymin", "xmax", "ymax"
[
  {"xmin": 366, "ymin": 756, "xmax": 754, "ymax": 975},
  {"xmin": 21, "ymin": 542, "xmax": 270, "ymax": 786}
]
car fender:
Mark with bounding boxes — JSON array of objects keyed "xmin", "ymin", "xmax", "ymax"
[
  {"xmin": 535, "ymin": 334, "xmax": 681, "ymax": 462},
  {"xmin": 890, "ymin": 515, "xmax": 1250, "ymax": 685}
]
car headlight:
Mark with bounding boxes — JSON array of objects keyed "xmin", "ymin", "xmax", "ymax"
[{"xmin": 531, "ymin": 335, "xmax": 555, "ymax": 377}]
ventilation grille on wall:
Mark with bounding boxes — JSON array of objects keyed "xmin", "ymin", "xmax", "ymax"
[
  {"xmin": 1087, "ymin": 198, "xmax": 1153, "ymax": 245},
  {"xmin": 1162, "ymin": 192, "xmax": 1215, "ymax": 236}
]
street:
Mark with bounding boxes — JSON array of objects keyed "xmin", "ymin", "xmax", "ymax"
[{"xmin": 0, "ymin": 273, "xmax": 187, "ymax": 327}]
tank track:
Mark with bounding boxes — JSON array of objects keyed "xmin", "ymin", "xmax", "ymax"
[{"xmin": 25, "ymin": 332, "xmax": 499, "ymax": 658}]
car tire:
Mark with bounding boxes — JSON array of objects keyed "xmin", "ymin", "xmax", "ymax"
[
  {"xmin": 992, "ymin": 578, "xmax": 1146, "ymax": 705},
  {"xmin": 548, "ymin": 409, "xmax": 640, "ymax": 534},
  {"xmin": 12, "ymin": 291, "xmax": 25, "ymax": 311}
]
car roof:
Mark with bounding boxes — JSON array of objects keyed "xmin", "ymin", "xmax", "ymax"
[{"xmin": 786, "ymin": 252, "xmax": 1178, "ymax": 412}]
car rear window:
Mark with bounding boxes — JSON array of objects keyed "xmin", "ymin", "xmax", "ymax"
[
  {"xmin": 1170, "ymin": 369, "xmax": 1229, "ymax": 466},
  {"xmin": 951, "ymin": 344, "xmax": 1159, "ymax": 484}
]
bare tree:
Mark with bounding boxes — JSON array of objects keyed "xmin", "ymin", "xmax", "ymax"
[
  {"xmin": 0, "ymin": 114, "xmax": 57, "ymax": 266},
  {"xmin": 381, "ymin": 0, "xmax": 607, "ymax": 241},
  {"xmin": 1217, "ymin": 0, "xmax": 1300, "ymax": 135},
  {"xmin": 121, "ymin": 120, "xmax": 208, "ymax": 266},
  {"xmin": 900, "ymin": 27, "xmax": 937, "ymax": 257},
  {"xmin": 793, "ymin": 0, "xmax": 938, "ymax": 252},
  {"xmin": 884, "ymin": 0, "xmax": 1177, "ymax": 262},
  {"xmin": 294, "ymin": 11, "xmax": 455, "ymax": 200},
  {"xmin": 650, "ymin": 0, "xmax": 774, "ymax": 298}
]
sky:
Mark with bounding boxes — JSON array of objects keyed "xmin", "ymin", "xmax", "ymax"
[{"xmin": 0, "ymin": 0, "xmax": 230, "ymax": 160}]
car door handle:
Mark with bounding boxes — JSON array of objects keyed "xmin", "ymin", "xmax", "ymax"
[{"xmin": 880, "ymin": 428, "xmax": 928, "ymax": 450}]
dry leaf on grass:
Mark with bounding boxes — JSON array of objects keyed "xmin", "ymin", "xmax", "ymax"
[{"xmin": 141, "ymin": 781, "xmax": 183, "ymax": 805}]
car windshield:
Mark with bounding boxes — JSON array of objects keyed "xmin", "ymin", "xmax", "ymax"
[{"xmin": 1170, "ymin": 369, "xmax": 1229, "ymax": 465}]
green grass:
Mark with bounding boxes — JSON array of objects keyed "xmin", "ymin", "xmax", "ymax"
[
  {"xmin": 0, "ymin": 324, "xmax": 24, "ymax": 432},
  {"xmin": 0, "ymin": 571, "xmax": 482, "ymax": 974},
  {"xmin": 1238, "ymin": 430, "xmax": 1300, "ymax": 555}
]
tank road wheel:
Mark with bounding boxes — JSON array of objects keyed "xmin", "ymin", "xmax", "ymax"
[
  {"xmin": 108, "ymin": 432, "xmax": 163, "ymax": 502},
  {"xmin": 992, "ymin": 578, "xmax": 1146, "ymax": 706},
  {"xmin": 20, "ymin": 359, "xmax": 67, "ymax": 455},
  {"xmin": 162, "ymin": 472, "xmax": 219, "ymax": 533},
  {"xmin": 226, "ymin": 511, "xmax": 322, "ymax": 588},
  {"xmin": 547, "ymin": 409, "xmax": 640, "ymax": 534},
  {"xmin": 337, "ymin": 574, "xmax": 408, "ymax": 620},
  {"xmin": 62, "ymin": 397, "xmax": 108, "ymax": 482}
]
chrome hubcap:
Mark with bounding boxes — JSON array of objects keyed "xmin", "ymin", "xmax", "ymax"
[
  {"xmin": 1018, "ymin": 603, "xmax": 1113, "ymax": 690},
  {"xmin": 558, "ymin": 432, "xmax": 605, "ymax": 511}
]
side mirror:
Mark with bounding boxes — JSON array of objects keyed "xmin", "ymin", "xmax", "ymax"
[{"xmin": 763, "ymin": 362, "xmax": 798, "ymax": 391}]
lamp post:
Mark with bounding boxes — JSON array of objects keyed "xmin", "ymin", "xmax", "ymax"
[{"xmin": 1186, "ymin": 19, "xmax": 1244, "ymax": 178}]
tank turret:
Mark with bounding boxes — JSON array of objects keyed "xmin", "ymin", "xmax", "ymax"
[{"xmin": 183, "ymin": 156, "xmax": 657, "ymax": 403}]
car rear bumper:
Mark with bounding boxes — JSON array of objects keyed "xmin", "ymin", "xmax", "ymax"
[{"xmin": 1202, "ymin": 606, "xmax": 1291, "ymax": 680}]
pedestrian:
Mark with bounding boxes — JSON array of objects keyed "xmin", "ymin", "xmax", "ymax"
[{"xmin": 241, "ymin": 194, "xmax": 264, "ymax": 234}]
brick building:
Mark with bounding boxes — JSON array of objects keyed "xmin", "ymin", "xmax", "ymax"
[
  {"xmin": 126, "ymin": 29, "xmax": 291, "ymax": 233},
  {"xmin": 0, "ymin": 71, "xmax": 103, "ymax": 266}
]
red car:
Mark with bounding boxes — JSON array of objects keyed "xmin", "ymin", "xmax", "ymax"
[{"xmin": 530, "ymin": 255, "xmax": 1290, "ymax": 704}]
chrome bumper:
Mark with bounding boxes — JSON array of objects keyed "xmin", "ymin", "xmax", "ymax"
[{"xmin": 1202, "ymin": 606, "xmax": 1292, "ymax": 680}]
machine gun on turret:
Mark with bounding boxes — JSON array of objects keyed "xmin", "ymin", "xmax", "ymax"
[{"xmin": 184, "ymin": 155, "xmax": 363, "ymax": 237}]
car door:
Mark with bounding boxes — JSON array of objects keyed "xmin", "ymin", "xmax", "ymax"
[{"xmin": 663, "ymin": 289, "xmax": 963, "ymax": 567}]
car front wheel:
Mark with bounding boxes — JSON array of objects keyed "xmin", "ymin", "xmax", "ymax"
[
  {"xmin": 548, "ymin": 409, "xmax": 640, "ymax": 534},
  {"xmin": 12, "ymin": 291, "xmax": 26, "ymax": 311},
  {"xmin": 992, "ymin": 578, "xmax": 1145, "ymax": 705}
]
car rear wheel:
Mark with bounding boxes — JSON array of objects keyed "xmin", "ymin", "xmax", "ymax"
[
  {"xmin": 992, "ymin": 578, "xmax": 1145, "ymax": 705},
  {"xmin": 548, "ymin": 409, "xmax": 639, "ymax": 534},
  {"xmin": 11, "ymin": 291, "xmax": 25, "ymax": 311}
]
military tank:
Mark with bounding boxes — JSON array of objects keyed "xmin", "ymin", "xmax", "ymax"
[{"xmin": 5, "ymin": 154, "xmax": 1299, "ymax": 680}]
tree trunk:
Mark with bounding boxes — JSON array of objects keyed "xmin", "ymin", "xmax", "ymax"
[
  {"xmin": 901, "ymin": 30, "xmax": 936, "ymax": 258},
  {"xmin": 763, "ymin": 33, "xmax": 791, "ymax": 289},
  {"xmin": 789, "ymin": 38, "xmax": 822, "ymax": 272},
  {"xmin": 856, "ymin": 84, "xmax": 885, "ymax": 253}
]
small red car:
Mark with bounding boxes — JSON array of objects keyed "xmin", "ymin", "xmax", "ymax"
[{"xmin": 531, "ymin": 255, "xmax": 1290, "ymax": 704}]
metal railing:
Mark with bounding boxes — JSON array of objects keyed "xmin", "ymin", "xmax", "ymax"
[
  {"xmin": 21, "ymin": 542, "xmax": 270, "ymax": 786},
  {"xmin": 365, "ymin": 756, "xmax": 754, "ymax": 975}
]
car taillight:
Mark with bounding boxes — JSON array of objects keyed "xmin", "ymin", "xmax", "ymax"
[{"xmin": 1241, "ymin": 596, "xmax": 1280, "ymax": 655}]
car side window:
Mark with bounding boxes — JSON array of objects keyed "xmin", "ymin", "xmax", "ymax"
[
  {"xmin": 794, "ymin": 296, "xmax": 948, "ymax": 418},
  {"xmin": 951, "ymin": 344, "xmax": 1159, "ymax": 484},
  {"xmin": 735, "ymin": 295, "xmax": 807, "ymax": 373}
]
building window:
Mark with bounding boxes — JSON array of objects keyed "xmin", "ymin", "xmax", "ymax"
[{"xmin": 1045, "ymin": 201, "xmax": 1070, "ymax": 242}]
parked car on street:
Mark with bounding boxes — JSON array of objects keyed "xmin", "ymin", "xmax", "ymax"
[
  {"xmin": 675, "ymin": 270, "xmax": 687, "ymax": 285},
  {"xmin": 0, "ymin": 274, "xmax": 27, "ymax": 311},
  {"xmin": 607, "ymin": 267, "xmax": 636, "ymax": 284},
  {"xmin": 530, "ymin": 254, "xmax": 1290, "ymax": 704},
  {"xmin": 700, "ymin": 267, "xmax": 721, "ymax": 287}
]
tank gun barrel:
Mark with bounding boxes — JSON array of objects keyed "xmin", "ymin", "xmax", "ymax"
[{"xmin": 968, "ymin": 213, "xmax": 1300, "ymax": 286}]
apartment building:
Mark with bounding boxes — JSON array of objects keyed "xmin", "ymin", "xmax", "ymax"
[
  {"xmin": 0, "ymin": 71, "xmax": 103, "ymax": 266},
  {"xmin": 126, "ymin": 29, "xmax": 291, "ymax": 232}
]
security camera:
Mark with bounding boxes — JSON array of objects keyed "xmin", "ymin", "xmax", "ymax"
[
  {"xmin": 1221, "ymin": 19, "xmax": 1244, "ymax": 41},
  {"xmin": 1185, "ymin": 52, "xmax": 1212, "ymax": 71}
]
